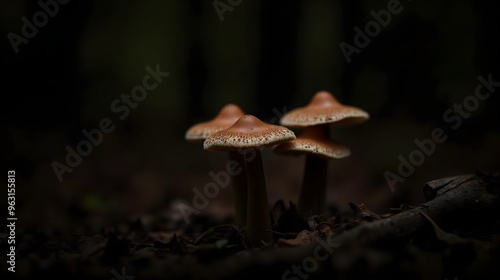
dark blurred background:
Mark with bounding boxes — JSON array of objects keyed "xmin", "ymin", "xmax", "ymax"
[{"xmin": 1, "ymin": 0, "xmax": 499, "ymax": 233}]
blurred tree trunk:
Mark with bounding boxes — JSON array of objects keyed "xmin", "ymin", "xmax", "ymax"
[
  {"xmin": 185, "ymin": 0, "xmax": 208, "ymax": 123},
  {"xmin": 256, "ymin": 0, "xmax": 300, "ymax": 120},
  {"xmin": 472, "ymin": 0, "xmax": 500, "ymax": 132}
]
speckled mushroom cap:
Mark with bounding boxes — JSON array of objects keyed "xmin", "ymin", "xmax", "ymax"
[
  {"xmin": 280, "ymin": 91, "xmax": 369, "ymax": 128},
  {"xmin": 185, "ymin": 104, "xmax": 245, "ymax": 142},
  {"xmin": 204, "ymin": 115, "xmax": 296, "ymax": 151},
  {"xmin": 273, "ymin": 125, "xmax": 350, "ymax": 159}
]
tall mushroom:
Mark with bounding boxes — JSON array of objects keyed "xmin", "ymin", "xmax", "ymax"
[
  {"xmin": 204, "ymin": 115, "xmax": 296, "ymax": 247},
  {"xmin": 273, "ymin": 125, "xmax": 350, "ymax": 218},
  {"xmin": 279, "ymin": 91, "xmax": 369, "ymax": 218},
  {"xmin": 185, "ymin": 104, "xmax": 248, "ymax": 226}
]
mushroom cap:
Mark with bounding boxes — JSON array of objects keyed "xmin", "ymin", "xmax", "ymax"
[
  {"xmin": 273, "ymin": 125, "xmax": 350, "ymax": 159},
  {"xmin": 280, "ymin": 91, "xmax": 369, "ymax": 128},
  {"xmin": 204, "ymin": 115, "xmax": 296, "ymax": 151},
  {"xmin": 185, "ymin": 104, "xmax": 245, "ymax": 142}
]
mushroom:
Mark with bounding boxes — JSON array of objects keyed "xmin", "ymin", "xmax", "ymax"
[
  {"xmin": 185, "ymin": 104, "xmax": 248, "ymax": 226},
  {"xmin": 273, "ymin": 125, "xmax": 350, "ymax": 218},
  {"xmin": 280, "ymin": 90, "xmax": 370, "ymax": 128},
  {"xmin": 204, "ymin": 115, "xmax": 296, "ymax": 247},
  {"xmin": 185, "ymin": 104, "xmax": 245, "ymax": 142},
  {"xmin": 278, "ymin": 91, "xmax": 369, "ymax": 218}
]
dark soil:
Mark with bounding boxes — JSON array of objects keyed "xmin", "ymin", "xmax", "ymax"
[{"xmin": 2, "ymin": 172, "xmax": 500, "ymax": 280}]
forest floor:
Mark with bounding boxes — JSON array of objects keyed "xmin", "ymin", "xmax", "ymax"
[{"xmin": 2, "ymin": 172, "xmax": 500, "ymax": 280}]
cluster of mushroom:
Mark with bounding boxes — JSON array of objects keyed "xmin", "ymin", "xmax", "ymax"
[{"xmin": 185, "ymin": 91, "xmax": 369, "ymax": 247}]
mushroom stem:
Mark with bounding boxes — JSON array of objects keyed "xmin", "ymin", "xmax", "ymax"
[
  {"xmin": 244, "ymin": 148, "xmax": 273, "ymax": 247},
  {"xmin": 229, "ymin": 151, "xmax": 247, "ymax": 227},
  {"xmin": 297, "ymin": 124, "xmax": 330, "ymax": 218},
  {"xmin": 297, "ymin": 154, "xmax": 328, "ymax": 218}
]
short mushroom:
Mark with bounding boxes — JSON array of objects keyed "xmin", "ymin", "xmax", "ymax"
[
  {"xmin": 279, "ymin": 91, "xmax": 369, "ymax": 218},
  {"xmin": 204, "ymin": 114, "xmax": 296, "ymax": 247},
  {"xmin": 185, "ymin": 104, "xmax": 248, "ymax": 226},
  {"xmin": 273, "ymin": 125, "xmax": 350, "ymax": 218}
]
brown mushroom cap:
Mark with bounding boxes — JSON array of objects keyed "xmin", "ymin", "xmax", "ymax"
[
  {"xmin": 185, "ymin": 104, "xmax": 245, "ymax": 142},
  {"xmin": 273, "ymin": 125, "xmax": 350, "ymax": 159},
  {"xmin": 280, "ymin": 91, "xmax": 369, "ymax": 128},
  {"xmin": 204, "ymin": 115, "xmax": 296, "ymax": 151}
]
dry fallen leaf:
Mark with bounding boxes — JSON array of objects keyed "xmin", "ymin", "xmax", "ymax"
[{"xmin": 277, "ymin": 230, "xmax": 318, "ymax": 247}]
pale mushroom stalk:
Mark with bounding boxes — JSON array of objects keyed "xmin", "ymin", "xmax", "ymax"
[
  {"xmin": 229, "ymin": 151, "xmax": 247, "ymax": 226},
  {"xmin": 204, "ymin": 115, "xmax": 296, "ymax": 247},
  {"xmin": 244, "ymin": 148, "xmax": 273, "ymax": 247}
]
